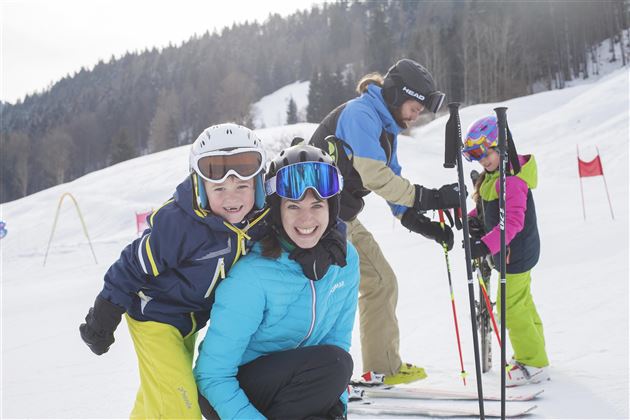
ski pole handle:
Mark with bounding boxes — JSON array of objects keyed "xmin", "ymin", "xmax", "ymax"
[{"xmin": 438, "ymin": 209, "xmax": 445, "ymax": 226}]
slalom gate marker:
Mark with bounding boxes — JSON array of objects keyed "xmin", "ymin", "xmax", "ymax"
[
  {"xmin": 43, "ymin": 192, "xmax": 97, "ymax": 266},
  {"xmin": 576, "ymin": 144, "xmax": 614, "ymax": 220}
]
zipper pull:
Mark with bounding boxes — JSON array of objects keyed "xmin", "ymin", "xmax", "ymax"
[{"xmin": 241, "ymin": 236, "xmax": 247, "ymax": 256}]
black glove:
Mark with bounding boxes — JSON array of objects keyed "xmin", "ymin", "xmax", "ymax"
[
  {"xmin": 469, "ymin": 238, "xmax": 491, "ymax": 259},
  {"xmin": 401, "ymin": 208, "xmax": 454, "ymax": 251},
  {"xmin": 289, "ymin": 224, "xmax": 347, "ymax": 281},
  {"xmin": 468, "ymin": 217, "xmax": 486, "ymax": 239},
  {"xmin": 414, "ymin": 183, "xmax": 465, "ymax": 211},
  {"xmin": 79, "ymin": 296, "xmax": 125, "ymax": 355}
]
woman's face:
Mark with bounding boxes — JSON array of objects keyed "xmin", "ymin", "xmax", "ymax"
[
  {"xmin": 280, "ymin": 189, "xmax": 329, "ymax": 249},
  {"xmin": 480, "ymin": 148, "xmax": 500, "ymax": 172},
  {"xmin": 393, "ymin": 99, "xmax": 425, "ymax": 128}
]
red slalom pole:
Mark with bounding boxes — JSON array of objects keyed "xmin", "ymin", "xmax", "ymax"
[
  {"xmin": 477, "ymin": 272, "xmax": 502, "ymax": 348},
  {"xmin": 438, "ymin": 209, "xmax": 468, "ymax": 385}
]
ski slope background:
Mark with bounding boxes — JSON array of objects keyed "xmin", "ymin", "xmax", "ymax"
[{"xmin": 2, "ymin": 68, "xmax": 628, "ymax": 418}]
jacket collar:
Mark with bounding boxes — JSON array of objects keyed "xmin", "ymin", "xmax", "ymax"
[{"xmin": 365, "ymin": 84, "xmax": 401, "ymax": 136}]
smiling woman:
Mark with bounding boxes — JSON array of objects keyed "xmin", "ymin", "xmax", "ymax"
[
  {"xmin": 194, "ymin": 143, "xmax": 361, "ymax": 419},
  {"xmin": 280, "ymin": 190, "xmax": 329, "ymax": 249}
]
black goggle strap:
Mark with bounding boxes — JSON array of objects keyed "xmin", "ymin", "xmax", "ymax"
[{"xmin": 506, "ymin": 125, "xmax": 521, "ymax": 176}]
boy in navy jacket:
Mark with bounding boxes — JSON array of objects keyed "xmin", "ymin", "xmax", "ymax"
[{"xmin": 79, "ymin": 123, "xmax": 269, "ymax": 419}]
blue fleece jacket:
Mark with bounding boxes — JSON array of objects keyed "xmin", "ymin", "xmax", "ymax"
[
  {"xmin": 194, "ymin": 242, "xmax": 360, "ymax": 419},
  {"xmin": 335, "ymin": 84, "xmax": 408, "ymax": 217}
]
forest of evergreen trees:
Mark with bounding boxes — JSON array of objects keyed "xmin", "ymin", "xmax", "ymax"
[{"xmin": 1, "ymin": 0, "xmax": 627, "ymax": 203}]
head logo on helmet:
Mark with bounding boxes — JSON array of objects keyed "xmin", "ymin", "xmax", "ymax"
[
  {"xmin": 382, "ymin": 58, "xmax": 445, "ymax": 114},
  {"xmin": 401, "ymin": 86, "xmax": 425, "ymax": 102}
]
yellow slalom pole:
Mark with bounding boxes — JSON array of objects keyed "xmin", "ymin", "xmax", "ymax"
[{"xmin": 43, "ymin": 192, "xmax": 97, "ymax": 266}]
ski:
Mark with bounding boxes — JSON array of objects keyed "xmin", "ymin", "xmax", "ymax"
[
  {"xmin": 350, "ymin": 384, "xmax": 543, "ymax": 402},
  {"xmin": 350, "ymin": 371, "xmax": 543, "ymax": 402},
  {"xmin": 348, "ymin": 401, "xmax": 537, "ymax": 418}
]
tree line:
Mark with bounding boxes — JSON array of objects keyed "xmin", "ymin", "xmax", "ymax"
[{"xmin": 1, "ymin": 0, "xmax": 627, "ymax": 203}]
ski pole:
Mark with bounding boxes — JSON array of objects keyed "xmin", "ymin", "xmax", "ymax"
[
  {"xmin": 494, "ymin": 106, "xmax": 509, "ymax": 420},
  {"xmin": 438, "ymin": 209, "xmax": 467, "ymax": 386},
  {"xmin": 444, "ymin": 102, "xmax": 485, "ymax": 418}
]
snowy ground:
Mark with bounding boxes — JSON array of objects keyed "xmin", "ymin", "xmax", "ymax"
[
  {"xmin": 2, "ymin": 68, "xmax": 628, "ymax": 418},
  {"xmin": 250, "ymin": 80, "xmax": 310, "ymax": 129}
]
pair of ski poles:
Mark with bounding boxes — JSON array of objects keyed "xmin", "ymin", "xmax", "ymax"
[
  {"xmin": 441, "ymin": 103, "xmax": 513, "ymax": 420},
  {"xmin": 436, "ymin": 204, "xmax": 504, "ymax": 385}
]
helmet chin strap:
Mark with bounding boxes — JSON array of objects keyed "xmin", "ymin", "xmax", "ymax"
[{"xmin": 254, "ymin": 173, "xmax": 266, "ymax": 210}]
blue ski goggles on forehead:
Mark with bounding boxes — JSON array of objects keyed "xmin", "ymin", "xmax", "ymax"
[{"xmin": 265, "ymin": 161, "xmax": 343, "ymax": 200}]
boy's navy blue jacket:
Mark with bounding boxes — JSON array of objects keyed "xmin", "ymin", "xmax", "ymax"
[{"xmin": 98, "ymin": 174, "xmax": 269, "ymax": 337}]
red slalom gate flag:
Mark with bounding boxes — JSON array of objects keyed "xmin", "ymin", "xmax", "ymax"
[
  {"xmin": 578, "ymin": 155, "xmax": 604, "ymax": 178},
  {"xmin": 136, "ymin": 210, "xmax": 153, "ymax": 235}
]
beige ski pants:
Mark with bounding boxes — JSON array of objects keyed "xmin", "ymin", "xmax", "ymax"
[{"xmin": 346, "ymin": 218, "xmax": 402, "ymax": 375}]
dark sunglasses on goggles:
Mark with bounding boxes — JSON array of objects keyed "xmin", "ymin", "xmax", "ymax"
[{"xmin": 422, "ymin": 91, "xmax": 446, "ymax": 114}]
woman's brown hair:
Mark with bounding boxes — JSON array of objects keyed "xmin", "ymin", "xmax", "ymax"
[
  {"xmin": 260, "ymin": 233, "xmax": 282, "ymax": 259},
  {"xmin": 356, "ymin": 73, "xmax": 384, "ymax": 94}
]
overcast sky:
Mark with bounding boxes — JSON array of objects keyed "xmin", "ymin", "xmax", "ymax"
[{"xmin": 1, "ymin": 0, "xmax": 318, "ymax": 104}]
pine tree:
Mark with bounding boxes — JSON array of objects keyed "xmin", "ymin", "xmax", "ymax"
[
  {"xmin": 110, "ymin": 128, "xmax": 136, "ymax": 164},
  {"xmin": 307, "ymin": 70, "xmax": 323, "ymax": 123},
  {"xmin": 366, "ymin": 5, "xmax": 394, "ymax": 73},
  {"xmin": 286, "ymin": 97, "xmax": 299, "ymax": 124}
]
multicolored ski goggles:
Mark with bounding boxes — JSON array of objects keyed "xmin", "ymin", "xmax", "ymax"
[
  {"xmin": 192, "ymin": 149, "xmax": 265, "ymax": 183},
  {"xmin": 265, "ymin": 161, "xmax": 344, "ymax": 200},
  {"xmin": 462, "ymin": 143, "xmax": 491, "ymax": 162}
]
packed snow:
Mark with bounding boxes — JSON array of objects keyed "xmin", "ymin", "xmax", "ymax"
[{"xmin": 1, "ymin": 68, "xmax": 628, "ymax": 419}]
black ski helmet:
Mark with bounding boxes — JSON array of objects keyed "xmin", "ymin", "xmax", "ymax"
[
  {"xmin": 382, "ymin": 59, "xmax": 445, "ymax": 113},
  {"xmin": 266, "ymin": 143, "xmax": 341, "ymax": 238}
]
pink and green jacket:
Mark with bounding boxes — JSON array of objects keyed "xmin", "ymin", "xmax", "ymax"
[{"xmin": 470, "ymin": 154, "xmax": 540, "ymax": 274}]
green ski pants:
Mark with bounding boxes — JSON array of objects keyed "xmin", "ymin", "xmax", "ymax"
[{"xmin": 496, "ymin": 270, "xmax": 549, "ymax": 368}]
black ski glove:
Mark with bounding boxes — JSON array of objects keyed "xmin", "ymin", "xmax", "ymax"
[
  {"xmin": 468, "ymin": 217, "xmax": 486, "ymax": 239},
  {"xmin": 79, "ymin": 296, "xmax": 125, "ymax": 355},
  {"xmin": 401, "ymin": 208, "xmax": 454, "ymax": 251},
  {"xmin": 413, "ymin": 183, "xmax": 465, "ymax": 211},
  {"xmin": 289, "ymin": 224, "xmax": 347, "ymax": 281},
  {"xmin": 469, "ymin": 238, "xmax": 491, "ymax": 259}
]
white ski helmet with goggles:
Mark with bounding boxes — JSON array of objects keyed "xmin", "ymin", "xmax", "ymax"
[
  {"xmin": 189, "ymin": 123, "xmax": 267, "ymax": 210},
  {"xmin": 382, "ymin": 58, "xmax": 445, "ymax": 114}
]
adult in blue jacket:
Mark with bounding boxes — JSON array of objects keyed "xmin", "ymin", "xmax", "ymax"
[
  {"xmin": 194, "ymin": 144, "xmax": 359, "ymax": 419},
  {"xmin": 310, "ymin": 59, "xmax": 461, "ymax": 384}
]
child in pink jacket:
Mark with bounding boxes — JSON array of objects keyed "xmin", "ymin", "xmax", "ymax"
[{"xmin": 464, "ymin": 115, "xmax": 549, "ymax": 387}]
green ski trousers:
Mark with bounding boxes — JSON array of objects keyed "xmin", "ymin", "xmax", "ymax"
[{"xmin": 497, "ymin": 270, "xmax": 549, "ymax": 368}]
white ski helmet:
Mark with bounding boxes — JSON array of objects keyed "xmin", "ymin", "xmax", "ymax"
[
  {"xmin": 189, "ymin": 123, "xmax": 266, "ymax": 179},
  {"xmin": 189, "ymin": 123, "xmax": 267, "ymax": 209}
]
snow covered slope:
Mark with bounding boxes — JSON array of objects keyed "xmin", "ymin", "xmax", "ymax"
[
  {"xmin": 251, "ymin": 80, "xmax": 310, "ymax": 128},
  {"xmin": 2, "ymin": 68, "xmax": 628, "ymax": 418}
]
